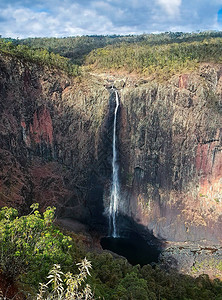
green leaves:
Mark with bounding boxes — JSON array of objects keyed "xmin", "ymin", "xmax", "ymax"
[
  {"xmin": 0, "ymin": 206, "xmax": 18, "ymax": 221},
  {"xmin": 0, "ymin": 205, "xmax": 73, "ymax": 285},
  {"xmin": 43, "ymin": 207, "xmax": 56, "ymax": 226}
]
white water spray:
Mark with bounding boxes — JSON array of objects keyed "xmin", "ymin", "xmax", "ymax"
[{"xmin": 109, "ymin": 90, "xmax": 120, "ymax": 238}]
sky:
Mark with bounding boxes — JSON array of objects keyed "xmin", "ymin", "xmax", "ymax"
[{"xmin": 0, "ymin": 0, "xmax": 222, "ymax": 38}]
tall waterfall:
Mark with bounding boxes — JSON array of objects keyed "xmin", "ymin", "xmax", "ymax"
[{"xmin": 109, "ymin": 90, "xmax": 120, "ymax": 238}]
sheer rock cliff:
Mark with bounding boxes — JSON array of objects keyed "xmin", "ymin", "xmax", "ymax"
[{"xmin": 1, "ymin": 53, "xmax": 222, "ymax": 273}]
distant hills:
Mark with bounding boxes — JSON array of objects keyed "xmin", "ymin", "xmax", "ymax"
[{"xmin": 1, "ymin": 31, "xmax": 222, "ymax": 79}]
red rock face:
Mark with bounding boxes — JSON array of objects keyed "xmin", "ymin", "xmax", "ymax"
[
  {"xmin": 0, "ymin": 55, "xmax": 74, "ymax": 211},
  {"xmin": 0, "ymin": 53, "xmax": 108, "ymax": 218},
  {"xmin": 196, "ymin": 142, "xmax": 222, "ymax": 182},
  {"xmin": 29, "ymin": 160, "xmax": 72, "ymax": 210},
  {"xmin": 0, "ymin": 149, "xmax": 32, "ymax": 209},
  {"xmin": 194, "ymin": 138, "xmax": 222, "ymax": 233},
  {"xmin": 21, "ymin": 106, "xmax": 53, "ymax": 147},
  {"xmin": 30, "ymin": 107, "xmax": 53, "ymax": 145}
]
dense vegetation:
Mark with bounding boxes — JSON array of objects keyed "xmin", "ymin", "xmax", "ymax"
[
  {"xmin": 0, "ymin": 205, "xmax": 74, "ymax": 287},
  {"xmin": 0, "ymin": 205, "xmax": 92, "ymax": 298},
  {"xmin": 0, "ymin": 40, "xmax": 80, "ymax": 76},
  {"xmin": 88, "ymin": 253, "xmax": 222, "ymax": 300},
  {"xmin": 12, "ymin": 35, "xmax": 144, "ymax": 65},
  {"xmin": 8, "ymin": 31, "xmax": 222, "ymax": 65},
  {"xmin": 0, "ymin": 205, "xmax": 222, "ymax": 299},
  {"xmin": 2, "ymin": 31, "xmax": 222, "ymax": 79},
  {"xmin": 86, "ymin": 38, "xmax": 222, "ymax": 79}
]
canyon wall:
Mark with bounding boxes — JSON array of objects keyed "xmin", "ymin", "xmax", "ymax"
[
  {"xmin": 0, "ymin": 53, "xmax": 109, "ymax": 226},
  {"xmin": 118, "ymin": 65, "xmax": 222, "ymax": 244},
  {"xmin": 1, "ymin": 52, "xmax": 222, "ymax": 248}
]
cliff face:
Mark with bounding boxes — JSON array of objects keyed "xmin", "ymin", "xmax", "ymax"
[
  {"xmin": 0, "ymin": 54, "xmax": 109, "ymax": 222},
  {"xmin": 1, "ymin": 53, "xmax": 222, "ymax": 249},
  {"xmin": 118, "ymin": 65, "xmax": 222, "ymax": 244}
]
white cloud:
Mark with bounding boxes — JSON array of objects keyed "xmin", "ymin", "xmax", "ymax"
[
  {"xmin": 156, "ymin": 0, "xmax": 182, "ymax": 17},
  {"xmin": 0, "ymin": 2, "xmax": 135, "ymax": 37},
  {"xmin": 0, "ymin": 0, "xmax": 221, "ymax": 38}
]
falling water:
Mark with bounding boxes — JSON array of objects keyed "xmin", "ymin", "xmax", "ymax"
[{"xmin": 109, "ymin": 90, "xmax": 120, "ymax": 238}]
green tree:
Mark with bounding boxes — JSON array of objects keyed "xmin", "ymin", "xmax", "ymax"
[{"xmin": 0, "ymin": 204, "xmax": 73, "ymax": 286}]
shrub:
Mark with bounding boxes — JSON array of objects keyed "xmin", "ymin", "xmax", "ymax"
[
  {"xmin": 37, "ymin": 258, "xmax": 93, "ymax": 300},
  {"xmin": 0, "ymin": 204, "xmax": 73, "ymax": 286}
]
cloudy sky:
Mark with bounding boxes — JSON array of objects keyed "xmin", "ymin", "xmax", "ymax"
[{"xmin": 0, "ymin": 0, "xmax": 222, "ymax": 38}]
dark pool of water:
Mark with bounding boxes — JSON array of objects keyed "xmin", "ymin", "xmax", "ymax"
[{"xmin": 101, "ymin": 234, "xmax": 161, "ymax": 266}]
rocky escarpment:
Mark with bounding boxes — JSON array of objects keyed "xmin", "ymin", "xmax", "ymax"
[
  {"xmin": 116, "ymin": 65, "xmax": 222, "ymax": 246},
  {"xmin": 1, "ymin": 53, "xmax": 222, "ymax": 275},
  {"xmin": 0, "ymin": 53, "xmax": 110, "ymax": 224}
]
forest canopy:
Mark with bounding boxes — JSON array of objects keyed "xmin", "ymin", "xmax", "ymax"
[
  {"xmin": 0, "ymin": 40, "xmax": 80, "ymax": 76},
  {"xmin": 1, "ymin": 31, "xmax": 222, "ymax": 78},
  {"xmin": 85, "ymin": 38, "xmax": 222, "ymax": 78},
  {"xmin": 6, "ymin": 30, "xmax": 222, "ymax": 65}
]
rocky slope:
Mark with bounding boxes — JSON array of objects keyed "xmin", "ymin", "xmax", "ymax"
[{"xmin": 1, "ymin": 53, "xmax": 222, "ymax": 275}]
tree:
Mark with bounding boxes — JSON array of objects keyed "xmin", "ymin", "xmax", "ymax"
[{"xmin": 0, "ymin": 204, "xmax": 73, "ymax": 285}]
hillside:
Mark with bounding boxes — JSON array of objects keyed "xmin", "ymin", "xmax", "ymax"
[
  {"xmin": 3, "ymin": 30, "xmax": 222, "ymax": 65},
  {"xmin": 86, "ymin": 38, "xmax": 222, "ymax": 79}
]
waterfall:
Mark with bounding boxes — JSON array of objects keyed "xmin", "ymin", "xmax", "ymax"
[{"xmin": 109, "ymin": 90, "xmax": 120, "ymax": 238}]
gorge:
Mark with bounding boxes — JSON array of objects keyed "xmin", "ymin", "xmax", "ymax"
[{"xmin": 1, "ymin": 50, "xmax": 222, "ymax": 277}]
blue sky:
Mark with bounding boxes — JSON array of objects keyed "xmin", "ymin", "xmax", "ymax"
[{"xmin": 0, "ymin": 0, "xmax": 222, "ymax": 38}]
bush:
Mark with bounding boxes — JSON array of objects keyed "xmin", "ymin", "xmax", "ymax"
[
  {"xmin": 0, "ymin": 204, "xmax": 73, "ymax": 286},
  {"xmin": 37, "ymin": 258, "xmax": 93, "ymax": 300}
]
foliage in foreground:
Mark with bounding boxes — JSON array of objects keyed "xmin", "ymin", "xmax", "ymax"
[
  {"xmin": 37, "ymin": 259, "xmax": 93, "ymax": 300},
  {"xmin": 0, "ymin": 205, "xmax": 73, "ymax": 286},
  {"xmin": 0, "ymin": 204, "xmax": 222, "ymax": 299},
  {"xmin": 0, "ymin": 40, "xmax": 80, "ymax": 76}
]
